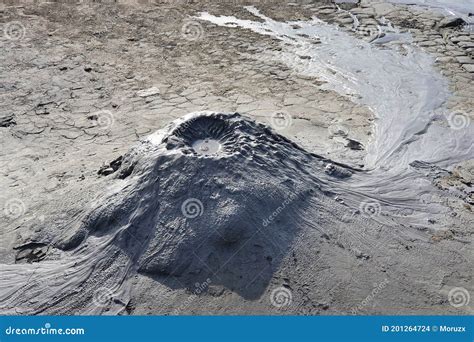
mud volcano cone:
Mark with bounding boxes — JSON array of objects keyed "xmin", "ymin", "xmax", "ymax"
[
  {"xmin": 59, "ymin": 112, "xmax": 324, "ymax": 299},
  {"xmin": 4, "ymin": 111, "xmax": 442, "ymax": 315}
]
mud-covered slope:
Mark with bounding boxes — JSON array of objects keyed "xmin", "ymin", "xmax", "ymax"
[
  {"xmin": 1, "ymin": 111, "xmax": 471, "ymax": 315},
  {"xmin": 0, "ymin": 112, "xmax": 338, "ymax": 313},
  {"xmin": 58, "ymin": 112, "xmax": 325, "ymax": 299}
]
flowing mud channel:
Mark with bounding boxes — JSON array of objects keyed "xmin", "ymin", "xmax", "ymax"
[{"xmin": 0, "ymin": 0, "xmax": 473, "ymax": 315}]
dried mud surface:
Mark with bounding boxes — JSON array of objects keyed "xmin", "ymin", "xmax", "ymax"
[{"xmin": 0, "ymin": 0, "xmax": 472, "ymax": 315}]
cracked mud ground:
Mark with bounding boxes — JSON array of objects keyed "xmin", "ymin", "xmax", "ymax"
[{"xmin": 0, "ymin": 0, "xmax": 473, "ymax": 315}]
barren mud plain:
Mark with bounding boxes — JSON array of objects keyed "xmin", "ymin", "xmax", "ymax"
[{"xmin": 0, "ymin": 0, "xmax": 473, "ymax": 315}]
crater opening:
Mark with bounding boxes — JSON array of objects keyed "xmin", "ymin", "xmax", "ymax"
[
  {"xmin": 192, "ymin": 138, "xmax": 222, "ymax": 156},
  {"xmin": 166, "ymin": 115, "xmax": 239, "ymax": 157}
]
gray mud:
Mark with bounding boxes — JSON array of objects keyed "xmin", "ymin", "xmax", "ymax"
[
  {"xmin": 0, "ymin": 0, "xmax": 472, "ymax": 315},
  {"xmin": 1, "ymin": 111, "xmax": 472, "ymax": 315}
]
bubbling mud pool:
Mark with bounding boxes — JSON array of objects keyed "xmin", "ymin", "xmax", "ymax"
[{"xmin": 0, "ymin": 7, "xmax": 472, "ymax": 315}]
